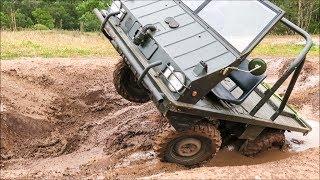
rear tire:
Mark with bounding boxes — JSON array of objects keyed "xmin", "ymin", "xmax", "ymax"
[
  {"xmin": 113, "ymin": 58, "xmax": 150, "ymax": 103},
  {"xmin": 154, "ymin": 124, "xmax": 222, "ymax": 166},
  {"xmin": 241, "ymin": 129, "xmax": 285, "ymax": 156}
]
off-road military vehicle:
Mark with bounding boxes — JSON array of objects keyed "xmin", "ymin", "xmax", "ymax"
[{"xmin": 94, "ymin": 0, "xmax": 313, "ymax": 166}]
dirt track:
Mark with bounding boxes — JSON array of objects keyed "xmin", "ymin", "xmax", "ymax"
[{"xmin": 0, "ymin": 57, "xmax": 319, "ymax": 179}]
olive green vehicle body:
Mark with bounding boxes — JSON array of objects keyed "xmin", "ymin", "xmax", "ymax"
[{"xmin": 94, "ymin": 0, "xmax": 313, "ymax": 141}]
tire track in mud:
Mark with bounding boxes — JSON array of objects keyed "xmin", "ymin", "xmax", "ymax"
[
  {"xmin": 0, "ymin": 58, "xmax": 171, "ymax": 179},
  {"xmin": 0, "ymin": 58, "xmax": 133, "ymax": 161}
]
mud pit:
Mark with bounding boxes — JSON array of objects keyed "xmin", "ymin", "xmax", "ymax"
[{"xmin": 0, "ymin": 57, "xmax": 319, "ymax": 179}]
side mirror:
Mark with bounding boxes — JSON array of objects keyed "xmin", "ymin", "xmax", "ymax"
[{"xmin": 249, "ymin": 58, "xmax": 267, "ymax": 76}]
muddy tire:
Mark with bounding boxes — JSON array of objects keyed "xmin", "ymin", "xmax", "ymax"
[
  {"xmin": 113, "ymin": 58, "xmax": 150, "ymax": 103},
  {"xmin": 154, "ymin": 124, "xmax": 222, "ymax": 166},
  {"xmin": 241, "ymin": 129, "xmax": 285, "ymax": 156}
]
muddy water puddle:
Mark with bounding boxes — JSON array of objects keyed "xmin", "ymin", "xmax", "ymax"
[
  {"xmin": 124, "ymin": 119, "xmax": 318, "ymax": 169},
  {"xmin": 208, "ymin": 119, "xmax": 319, "ymax": 167},
  {"xmin": 209, "ymin": 149, "xmax": 292, "ymax": 167},
  {"xmin": 285, "ymin": 119, "xmax": 319, "ymax": 152}
]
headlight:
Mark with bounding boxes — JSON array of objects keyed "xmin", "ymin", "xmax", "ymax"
[
  {"xmin": 168, "ymin": 72, "xmax": 185, "ymax": 92},
  {"xmin": 163, "ymin": 66, "xmax": 186, "ymax": 92}
]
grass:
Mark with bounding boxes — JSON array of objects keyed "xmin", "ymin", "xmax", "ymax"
[
  {"xmin": 252, "ymin": 44, "xmax": 319, "ymax": 57},
  {"xmin": 0, "ymin": 30, "xmax": 319, "ymax": 59},
  {"xmin": 0, "ymin": 30, "xmax": 118, "ymax": 59}
]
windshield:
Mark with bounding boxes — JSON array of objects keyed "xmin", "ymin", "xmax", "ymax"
[
  {"xmin": 181, "ymin": 0, "xmax": 205, "ymax": 11},
  {"xmin": 196, "ymin": 1, "xmax": 278, "ymax": 52}
]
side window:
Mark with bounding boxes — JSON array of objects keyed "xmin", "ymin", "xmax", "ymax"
[{"xmin": 181, "ymin": 0, "xmax": 205, "ymax": 11}]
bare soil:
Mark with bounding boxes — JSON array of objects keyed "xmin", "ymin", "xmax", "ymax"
[
  {"xmin": 0, "ymin": 57, "xmax": 319, "ymax": 179},
  {"xmin": 261, "ymin": 56, "xmax": 319, "ymax": 120}
]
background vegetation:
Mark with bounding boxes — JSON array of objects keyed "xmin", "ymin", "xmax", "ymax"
[
  {"xmin": 0, "ymin": 0, "xmax": 112, "ymax": 32},
  {"xmin": 1, "ymin": 30, "xmax": 318, "ymax": 59},
  {"xmin": 0, "ymin": 0, "xmax": 319, "ymax": 34}
]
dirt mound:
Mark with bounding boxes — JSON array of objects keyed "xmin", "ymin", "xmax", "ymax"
[
  {"xmin": 0, "ymin": 58, "xmax": 136, "ymax": 161},
  {"xmin": 0, "ymin": 58, "xmax": 174, "ymax": 178},
  {"xmin": 143, "ymin": 148, "xmax": 320, "ymax": 180},
  {"xmin": 0, "ymin": 112, "xmax": 55, "ymax": 159},
  {"xmin": 263, "ymin": 56, "xmax": 319, "ymax": 119},
  {"xmin": 0, "ymin": 57, "xmax": 319, "ymax": 179}
]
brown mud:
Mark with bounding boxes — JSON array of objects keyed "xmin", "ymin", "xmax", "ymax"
[{"xmin": 0, "ymin": 57, "xmax": 319, "ymax": 179}]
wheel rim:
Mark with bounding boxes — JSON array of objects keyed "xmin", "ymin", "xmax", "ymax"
[
  {"xmin": 157, "ymin": 124, "xmax": 222, "ymax": 166},
  {"xmin": 174, "ymin": 138, "xmax": 202, "ymax": 157}
]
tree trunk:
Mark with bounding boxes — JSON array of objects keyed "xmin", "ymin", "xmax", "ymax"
[
  {"xmin": 80, "ymin": 22, "xmax": 84, "ymax": 32},
  {"xmin": 60, "ymin": 19, "xmax": 63, "ymax": 29},
  {"xmin": 11, "ymin": 11, "xmax": 17, "ymax": 31}
]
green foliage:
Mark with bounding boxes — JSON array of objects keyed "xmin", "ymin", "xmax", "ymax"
[
  {"xmin": 48, "ymin": 4, "xmax": 69, "ymax": 29},
  {"xmin": 33, "ymin": 24, "xmax": 49, "ymax": 30},
  {"xmin": 79, "ymin": 12, "xmax": 101, "ymax": 32},
  {"xmin": 0, "ymin": 12, "xmax": 10, "ymax": 29},
  {"xmin": 271, "ymin": 0, "xmax": 320, "ymax": 34},
  {"xmin": 76, "ymin": 0, "xmax": 108, "ymax": 15},
  {"xmin": 0, "ymin": 0, "xmax": 318, "ymax": 33},
  {"xmin": 76, "ymin": 0, "xmax": 110, "ymax": 31},
  {"xmin": 32, "ymin": 8, "xmax": 54, "ymax": 29},
  {"xmin": 16, "ymin": 11, "xmax": 34, "ymax": 28}
]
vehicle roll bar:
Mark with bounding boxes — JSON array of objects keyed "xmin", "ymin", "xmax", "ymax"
[
  {"xmin": 250, "ymin": 18, "xmax": 313, "ymax": 120},
  {"xmin": 137, "ymin": 61, "xmax": 162, "ymax": 85}
]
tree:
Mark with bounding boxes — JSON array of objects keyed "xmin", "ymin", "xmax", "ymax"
[
  {"xmin": 271, "ymin": 0, "xmax": 320, "ymax": 34},
  {"xmin": 76, "ymin": 0, "xmax": 108, "ymax": 15},
  {"xmin": 48, "ymin": 3, "xmax": 69, "ymax": 29},
  {"xmin": 79, "ymin": 12, "xmax": 100, "ymax": 31},
  {"xmin": 77, "ymin": 0, "xmax": 110, "ymax": 31},
  {"xmin": 16, "ymin": 11, "xmax": 33, "ymax": 28},
  {"xmin": 32, "ymin": 8, "xmax": 54, "ymax": 29},
  {"xmin": 18, "ymin": 0, "xmax": 41, "ymax": 20},
  {"xmin": 0, "ymin": 12, "xmax": 10, "ymax": 29},
  {"xmin": 43, "ymin": 1, "xmax": 83, "ymax": 30},
  {"xmin": 0, "ymin": 0, "xmax": 318, "ymax": 33}
]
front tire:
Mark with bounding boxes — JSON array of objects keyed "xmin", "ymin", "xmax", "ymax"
[
  {"xmin": 113, "ymin": 58, "xmax": 150, "ymax": 103},
  {"xmin": 154, "ymin": 124, "xmax": 222, "ymax": 166}
]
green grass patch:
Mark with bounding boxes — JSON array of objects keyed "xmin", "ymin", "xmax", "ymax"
[
  {"xmin": 1, "ymin": 43, "xmax": 117, "ymax": 59},
  {"xmin": 1, "ymin": 30, "xmax": 319, "ymax": 59},
  {"xmin": 252, "ymin": 44, "xmax": 319, "ymax": 57},
  {"xmin": 1, "ymin": 30, "xmax": 118, "ymax": 60}
]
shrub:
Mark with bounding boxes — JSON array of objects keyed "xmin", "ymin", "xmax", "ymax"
[
  {"xmin": 33, "ymin": 24, "xmax": 49, "ymax": 30},
  {"xmin": 0, "ymin": 12, "xmax": 10, "ymax": 29},
  {"xmin": 79, "ymin": 12, "xmax": 100, "ymax": 32},
  {"xmin": 16, "ymin": 11, "xmax": 34, "ymax": 28},
  {"xmin": 32, "ymin": 8, "xmax": 54, "ymax": 29}
]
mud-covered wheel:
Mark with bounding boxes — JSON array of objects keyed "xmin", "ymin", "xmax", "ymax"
[
  {"xmin": 113, "ymin": 58, "xmax": 150, "ymax": 103},
  {"xmin": 241, "ymin": 129, "xmax": 285, "ymax": 156},
  {"xmin": 154, "ymin": 124, "xmax": 222, "ymax": 166}
]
